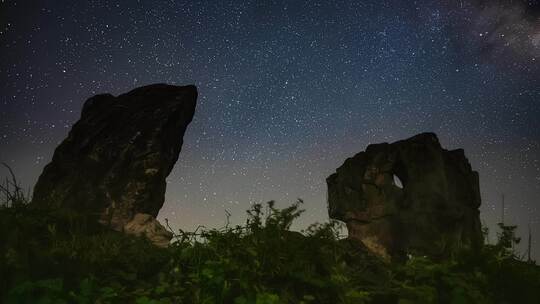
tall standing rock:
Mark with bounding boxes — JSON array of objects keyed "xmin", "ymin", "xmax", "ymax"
[
  {"xmin": 327, "ymin": 133, "xmax": 482, "ymax": 260},
  {"xmin": 32, "ymin": 84, "xmax": 197, "ymax": 247}
]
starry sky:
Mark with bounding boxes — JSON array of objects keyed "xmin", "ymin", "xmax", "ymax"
[{"xmin": 1, "ymin": 0, "xmax": 539, "ymax": 258}]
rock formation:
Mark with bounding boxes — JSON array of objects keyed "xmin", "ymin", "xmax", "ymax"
[
  {"xmin": 327, "ymin": 133, "xmax": 482, "ymax": 260},
  {"xmin": 32, "ymin": 84, "xmax": 197, "ymax": 247}
]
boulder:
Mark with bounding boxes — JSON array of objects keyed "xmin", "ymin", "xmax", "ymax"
[
  {"xmin": 32, "ymin": 84, "xmax": 197, "ymax": 246},
  {"xmin": 327, "ymin": 133, "xmax": 482, "ymax": 260}
]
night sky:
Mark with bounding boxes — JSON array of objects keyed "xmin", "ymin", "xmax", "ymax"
[{"xmin": 1, "ymin": 0, "xmax": 539, "ymax": 258}]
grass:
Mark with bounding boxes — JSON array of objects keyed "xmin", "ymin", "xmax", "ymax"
[{"xmin": 1, "ymin": 167, "xmax": 540, "ymax": 303}]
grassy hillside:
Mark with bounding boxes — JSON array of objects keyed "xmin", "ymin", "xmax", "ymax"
[{"xmin": 1, "ymin": 197, "xmax": 540, "ymax": 304}]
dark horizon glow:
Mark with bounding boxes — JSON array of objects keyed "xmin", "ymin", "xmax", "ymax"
[{"xmin": 1, "ymin": 0, "xmax": 539, "ymax": 259}]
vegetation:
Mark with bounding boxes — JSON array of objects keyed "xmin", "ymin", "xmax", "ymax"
[{"xmin": 1, "ymin": 167, "xmax": 540, "ymax": 303}]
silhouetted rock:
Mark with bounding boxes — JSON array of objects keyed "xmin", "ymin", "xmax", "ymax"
[
  {"xmin": 32, "ymin": 84, "xmax": 197, "ymax": 246},
  {"xmin": 327, "ymin": 133, "xmax": 482, "ymax": 260}
]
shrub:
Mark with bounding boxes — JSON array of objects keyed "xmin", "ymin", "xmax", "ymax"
[{"xmin": 1, "ymin": 169, "xmax": 539, "ymax": 304}]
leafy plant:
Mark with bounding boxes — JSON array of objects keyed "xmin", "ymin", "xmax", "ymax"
[
  {"xmin": 1, "ymin": 175, "xmax": 539, "ymax": 304},
  {"xmin": 0, "ymin": 163, "xmax": 30, "ymax": 208}
]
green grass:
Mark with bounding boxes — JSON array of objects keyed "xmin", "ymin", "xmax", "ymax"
[{"xmin": 1, "ymin": 197, "xmax": 540, "ymax": 303}]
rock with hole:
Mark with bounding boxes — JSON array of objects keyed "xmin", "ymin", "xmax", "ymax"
[{"xmin": 327, "ymin": 133, "xmax": 482, "ymax": 260}]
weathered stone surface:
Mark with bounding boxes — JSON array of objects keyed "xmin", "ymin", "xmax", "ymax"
[
  {"xmin": 32, "ymin": 84, "xmax": 197, "ymax": 246},
  {"xmin": 327, "ymin": 133, "xmax": 482, "ymax": 260},
  {"xmin": 124, "ymin": 213, "xmax": 174, "ymax": 248}
]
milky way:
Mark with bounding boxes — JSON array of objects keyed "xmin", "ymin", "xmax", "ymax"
[{"xmin": 1, "ymin": 0, "xmax": 539, "ymax": 258}]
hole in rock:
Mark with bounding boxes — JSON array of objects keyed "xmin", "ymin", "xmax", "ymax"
[{"xmin": 393, "ymin": 174, "xmax": 404, "ymax": 189}]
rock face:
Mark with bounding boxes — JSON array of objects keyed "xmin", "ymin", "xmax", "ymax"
[
  {"xmin": 123, "ymin": 213, "xmax": 174, "ymax": 248},
  {"xmin": 327, "ymin": 133, "xmax": 482, "ymax": 260},
  {"xmin": 32, "ymin": 84, "xmax": 197, "ymax": 246}
]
